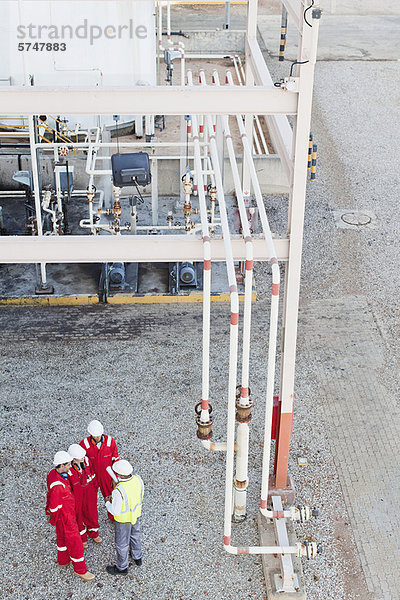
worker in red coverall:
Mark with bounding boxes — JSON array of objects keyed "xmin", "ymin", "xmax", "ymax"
[
  {"xmin": 80, "ymin": 419, "xmax": 119, "ymax": 520},
  {"xmin": 67, "ymin": 444, "xmax": 102, "ymax": 546},
  {"xmin": 46, "ymin": 450, "xmax": 95, "ymax": 582}
]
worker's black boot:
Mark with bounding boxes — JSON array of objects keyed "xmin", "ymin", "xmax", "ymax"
[
  {"xmin": 106, "ymin": 565, "xmax": 128, "ymax": 576},
  {"xmin": 134, "ymin": 558, "xmax": 142, "ymax": 566}
]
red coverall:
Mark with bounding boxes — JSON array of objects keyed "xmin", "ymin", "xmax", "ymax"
[
  {"xmin": 45, "ymin": 469, "xmax": 87, "ymax": 574},
  {"xmin": 68, "ymin": 456, "xmax": 99, "ymax": 540},
  {"xmin": 80, "ymin": 434, "xmax": 118, "ymax": 520}
]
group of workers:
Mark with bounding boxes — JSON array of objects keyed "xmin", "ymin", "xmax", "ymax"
[{"xmin": 45, "ymin": 419, "xmax": 144, "ymax": 582}]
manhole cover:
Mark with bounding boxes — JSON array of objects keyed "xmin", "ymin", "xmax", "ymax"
[{"xmin": 341, "ymin": 212, "xmax": 372, "ymax": 226}]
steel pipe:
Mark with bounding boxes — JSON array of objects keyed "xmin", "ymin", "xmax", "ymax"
[
  {"xmin": 205, "ymin": 69, "xmax": 255, "ymax": 521},
  {"xmin": 225, "ymin": 70, "xmax": 281, "ymax": 516}
]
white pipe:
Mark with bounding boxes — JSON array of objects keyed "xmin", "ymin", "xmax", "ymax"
[
  {"xmin": 157, "ymin": 1, "xmax": 162, "ymax": 86},
  {"xmin": 236, "ymin": 56, "xmax": 269, "ymax": 155},
  {"xmin": 208, "ymin": 70, "xmax": 254, "ymax": 521},
  {"xmin": 187, "ymin": 75, "xmax": 287, "ymax": 554},
  {"xmin": 189, "ymin": 72, "xmax": 240, "ymax": 549},
  {"xmin": 151, "ymin": 157, "xmax": 158, "ymax": 226},
  {"xmin": 36, "ymin": 141, "xmax": 208, "ymax": 150},
  {"xmin": 28, "ymin": 115, "xmax": 47, "ymax": 287},
  {"xmin": 186, "ymin": 71, "xmax": 212, "ymax": 427},
  {"xmin": 226, "ymin": 70, "xmax": 281, "ymax": 517}
]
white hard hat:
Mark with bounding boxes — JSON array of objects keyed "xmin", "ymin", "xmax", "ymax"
[
  {"xmin": 53, "ymin": 451, "xmax": 72, "ymax": 466},
  {"xmin": 68, "ymin": 444, "xmax": 86, "ymax": 460},
  {"xmin": 87, "ymin": 419, "xmax": 104, "ymax": 437},
  {"xmin": 113, "ymin": 459, "xmax": 133, "ymax": 476}
]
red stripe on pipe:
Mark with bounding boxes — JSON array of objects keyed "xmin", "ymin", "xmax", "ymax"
[
  {"xmin": 201, "ymin": 399, "xmax": 209, "ymax": 410},
  {"xmin": 200, "ymin": 124, "xmax": 204, "ymax": 133},
  {"xmin": 245, "ymin": 260, "xmax": 253, "ymax": 271},
  {"xmin": 260, "ymin": 499, "xmax": 267, "ymax": 509},
  {"xmin": 212, "ymin": 75, "xmax": 215, "ymax": 83},
  {"xmin": 229, "ymin": 284, "xmax": 237, "ymax": 293},
  {"xmin": 204, "ymin": 259, "xmax": 211, "ymax": 271},
  {"xmin": 238, "ymin": 547, "xmax": 249, "ymax": 555},
  {"xmin": 224, "ymin": 535, "xmax": 231, "ymax": 545},
  {"xmin": 231, "ymin": 312, "xmax": 239, "ymax": 325},
  {"xmin": 204, "ymin": 185, "xmax": 207, "ymax": 191},
  {"xmin": 273, "ymin": 510, "xmax": 285, "ymax": 519},
  {"xmin": 241, "ymin": 387, "xmax": 249, "ymax": 398},
  {"xmin": 188, "ymin": 126, "xmax": 192, "ymax": 134},
  {"xmin": 194, "ymin": 185, "xmax": 198, "ymax": 191},
  {"xmin": 272, "ymin": 283, "xmax": 280, "ymax": 296},
  {"xmin": 213, "ymin": 124, "xmax": 216, "ymax": 132},
  {"xmin": 225, "ymin": 75, "xmax": 229, "ymax": 84}
]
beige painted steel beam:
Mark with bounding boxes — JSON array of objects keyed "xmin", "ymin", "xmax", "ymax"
[
  {"xmin": 246, "ymin": 38, "xmax": 293, "ymax": 183},
  {"xmin": 281, "ymin": 0, "xmax": 302, "ymax": 32},
  {"xmin": 275, "ymin": 3, "xmax": 321, "ymax": 490},
  {"xmin": 0, "ymin": 236, "xmax": 289, "ymax": 264},
  {"xmin": 0, "ymin": 86, "xmax": 297, "ymax": 116},
  {"xmin": 246, "ymin": 38, "xmax": 293, "ymax": 180}
]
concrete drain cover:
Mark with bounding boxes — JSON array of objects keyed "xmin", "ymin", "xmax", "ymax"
[
  {"xmin": 341, "ymin": 212, "xmax": 371, "ymax": 226},
  {"xmin": 333, "ymin": 209, "xmax": 377, "ymax": 230}
]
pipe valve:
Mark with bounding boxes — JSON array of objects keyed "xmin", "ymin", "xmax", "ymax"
[{"xmin": 296, "ymin": 540, "xmax": 322, "ymax": 559}]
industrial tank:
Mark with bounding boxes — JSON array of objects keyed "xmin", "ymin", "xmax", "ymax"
[{"xmin": 0, "ymin": 0, "xmax": 156, "ymax": 128}]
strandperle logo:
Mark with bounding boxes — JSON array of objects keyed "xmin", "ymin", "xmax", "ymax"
[{"xmin": 17, "ymin": 19, "xmax": 148, "ymax": 46}]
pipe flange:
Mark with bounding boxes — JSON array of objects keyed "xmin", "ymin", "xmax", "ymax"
[
  {"xmin": 195, "ymin": 402, "xmax": 213, "ymax": 440},
  {"xmin": 235, "ymin": 399, "xmax": 253, "ymax": 423},
  {"xmin": 196, "ymin": 416, "xmax": 213, "ymax": 440}
]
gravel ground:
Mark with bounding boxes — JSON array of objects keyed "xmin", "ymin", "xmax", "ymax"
[
  {"xmin": 0, "ymin": 301, "xmax": 357, "ymax": 600},
  {"xmin": 0, "ymin": 43, "xmax": 398, "ymax": 600}
]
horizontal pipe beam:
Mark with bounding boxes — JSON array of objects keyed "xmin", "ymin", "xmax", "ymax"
[
  {"xmin": 0, "ymin": 236, "xmax": 289, "ymax": 263},
  {"xmin": 0, "ymin": 86, "xmax": 297, "ymax": 116}
]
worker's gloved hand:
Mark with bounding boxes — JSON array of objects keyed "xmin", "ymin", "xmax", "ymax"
[
  {"xmin": 105, "ymin": 495, "xmax": 112, "ymax": 503},
  {"xmin": 46, "ymin": 515, "xmax": 51, "ymax": 523},
  {"xmin": 111, "ymin": 479, "xmax": 117, "ymax": 490}
]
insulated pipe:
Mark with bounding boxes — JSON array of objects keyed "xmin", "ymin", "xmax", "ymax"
[
  {"xmin": 226, "ymin": 70, "xmax": 281, "ymax": 517},
  {"xmin": 187, "ymin": 71, "xmax": 240, "ymax": 550},
  {"xmin": 186, "ymin": 72, "xmax": 212, "ymax": 428},
  {"xmin": 28, "ymin": 115, "xmax": 47, "ymax": 287},
  {"xmin": 208, "ymin": 70, "xmax": 254, "ymax": 522},
  {"xmin": 189, "ymin": 78, "xmax": 294, "ymax": 554}
]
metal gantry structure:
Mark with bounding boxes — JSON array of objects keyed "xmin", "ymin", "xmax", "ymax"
[{"xmin": 0, "ymin": 0, "xmax": 321, "ymax": 592}]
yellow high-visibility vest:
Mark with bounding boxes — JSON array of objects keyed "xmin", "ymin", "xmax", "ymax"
[{"xmin": 114, "ymin": 475, "xmax": 144, "ymax": 525}]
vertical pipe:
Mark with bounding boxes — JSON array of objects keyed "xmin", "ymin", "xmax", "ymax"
[
  {"xmin": 226, "ymin": 70, "xmax": 281, "ymax": 511},
  {"xmin": 151, "ymin": 157, "xmax": 158, "ymax": 226},
  {"xmin": 279, "ymin": 7, "xmax": 288, "ymax": 61},
  {"xmin": 310, "ymin": 143, "xmax": 317, "ymax": 181},
  {"xmin": 157, "ymin": 1, "xmax": 162, "ymax": 86},
  {"xmin": 189, "ymin": 69, "xmax": 239, "ymax": 547},
  {"xmin": 28, "ymin": 115, "xmax": 47, "ymax": 287},
  {"xmin": 224, "ymin": 1, "xmax": 231, "ymax": 30},
  {"xmin": 186, "ymin": 71, "xmax": 212, "ymax": 427},
  {"xmin": 210, "ymin": 71, "xmax": 254, "ymax": 521}
]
